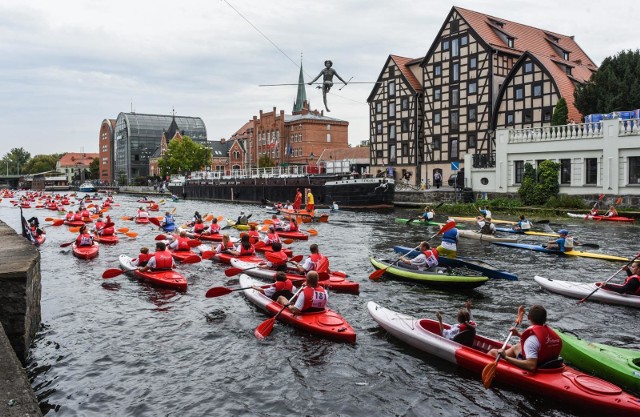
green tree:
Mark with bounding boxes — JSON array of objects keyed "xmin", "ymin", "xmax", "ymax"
[
  {"xmin": 551, "ymin": 98, "xmax": 568, "ymax": 126},
  {"xmin": 1, "ymin": 147, "xmax": 31, "ymax": 175},
  {"xmin": 89, "ymin": 158, "xmax": 99, "ymax": 179},
  {"xmin": 574, "ymin": 49, "xmax": 640, "ymax": 116},
  {"xmin": 517, "ymin": 160, "xmax": 560, "ymax": 205},
  {"xmin": 158, "ymin": 136, "xmax": 211, "ymax": 176},
  {"xmin": 22, "ymin": 154, "xmax": 61, "ymax": 174},
  {"xmin": 258, "ymin": 155, "xmax": 276, "ymax": 168}
]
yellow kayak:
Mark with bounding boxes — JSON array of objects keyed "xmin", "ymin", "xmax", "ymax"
[{"xmin": 449, "ymin": 216, "xmax": 515, "ymax": 225}]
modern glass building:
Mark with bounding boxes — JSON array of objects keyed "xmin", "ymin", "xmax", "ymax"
[{"xmin": 113, "ymin": 112, "xmax": 207, "ymax": 183}]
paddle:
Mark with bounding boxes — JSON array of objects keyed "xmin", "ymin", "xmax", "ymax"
[
  {"xmin": 60, "ymin": 239, "xmax": 81, "ymax": 248},
  {"xmin": 577, "ymin": 252, "xmax": 640, "ymax": 304},
  {"xmin": 205, "ymin": 286, "xmax": 258, "ymax": 298},
  {"xmin": 51, "ymin": 219, "xmax": 64, "ymax": 226},
  {"xmin": 126, "ymin": 231, "xmax": 138, "ymax": 238},
  {"xmin": 102, "ymin": 268, "xmax": 127, "ymax": 278},
  {"xmin": 117, "ymin": 227, "xmax": 129, "ymax": 233},
  {"xmin": 481, "ymin": 306, "xmax": 525, "ymax": 389},
  {"xmin": 254, "ymin": 285, "xmax": 305, "ymax": 340},
  {"xmin": 149, "ymin": 217, "xmax": 161, "ymax": 227},
  {"xmin": 225, "ymin": 265, "xmax": 262, "ymax": 277},
  {"xmin": 265, "ymin": 252, "xmax": 303, "ymax": 264},
  {"xmin": 155, "ymin": 234, "xmax": 168, "ymax": 240},
  {"xmin": 121, "ymin": 216, "xmax": 134, "ymax": 221},
  {"xmin": 304, "ymin": 228, "xmax": 318, "ymax": 236},
  {"xmin": 369, "ymin": 221, "xmax": 457, "ymax": 280}
]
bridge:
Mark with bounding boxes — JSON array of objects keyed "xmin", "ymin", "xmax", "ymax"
[{"xmin": 0, "ymin": 175, "xmax": 21, "ymax": 188}]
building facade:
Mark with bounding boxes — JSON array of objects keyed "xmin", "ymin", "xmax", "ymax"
[
  {"xmin": 56, "ymin": 153, "xmax": 99, "ymax": 184},
  {"xmin": 98, "ymin": 119, "xmax": 116, "ymax": 183}
]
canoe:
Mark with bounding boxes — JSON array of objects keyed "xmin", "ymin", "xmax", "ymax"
[
  {"xmin": 119, "ymin": 255, "xmax": 187, "ymax": 291},
  {"xmin": 493, "ymin": 242, "xmax": 629, "ymax": 262},
  {"xmin": 394, "ymin": 218, "xmax": 445, "ymax": 227},
  {"xmin": 567, "ymin": 212, "xmax": 635, "ymax": 223},
  {"xmin": 367, "ymin": 301, "xmax": 640, "ymax": 417},
  {"xmin": 239, "ymin": 274, "xmax": 356, "ymax": 343},
  {"xmin": 449, "ymin": 216, "xmax": 515, "ymax": 225},
  {"xmin": 231, "ymin": 259, "xmax": 359, "ymax": 294},
  {"xmin": 276, "ymin": 230, "xmax": 309, "ymax": 241},
  {"xmin": 170, "ymin": 249, "xmax": 198, "ymax": 263},
  {"xmin": 135, "ymin": 217, "xmax": 150, "ymax": 224},
  {"xmin": 555, "ymin": 328, "xmax": 640, "ymax": 392},
  {"xmin": 393, "ymin": 245, "xmax": 518, "ymax": 281},
  {"xmin": 458, "ymin": 229, "xmax": 518, "ymax": 243},
  {"xmin": 495, "ymin": 227, "xmax": 559, "ymax": 237},
  {"xmin": 72, "ymin": 244, "xmax": 99, "ymax": 260},
  {"xmin": 94, "ymin": 233, "xmax": 119, "ymax": 244},
  {"xmin": 369, "ymin": 257, "xmax": 488, "ymax": 289},
  {"xmin": 533, "ymin": 276, "xmax": 640, "ymax": 308}
]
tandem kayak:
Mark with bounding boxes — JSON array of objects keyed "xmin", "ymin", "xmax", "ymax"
[
  {"xmin": 493, "ymin": 242, "xmax": 629, "ymax": 262},
  {"xmin": 119, "ymin": 255, "xmax": 187, "ymax": 291},
  {"xmin": 230, "ymin": 259, "xmax": 359, "ymax": 294},
  {"xmin": 458, "ymin": 230, "xmax": 518, "ymax": 243},
  {"xmin": 72, "ymin": 244, "xmax": 99, "ymax": 260},
  {"xmin": 393, "ymin": 246, "xmax": 517, "ymax": 280},
  {"xmin": 555, "ymin": 328, "xmax": 640, "ymax": 392},
  {"xmin": 239, "ymin": 274, "xmax": 355, "ymax": 343},
  {"xmin": 369, "ymin": 257, "xmax": 488, "ymax": 289},
  {"xmin": 495, "ymin": 227, "xmax": 559, "ymax": 237},
  {"xmin": 367, "ymin": 301, "xmax": 640, "ymax": 416},
  {"xmin": 533, "ymin": 276, "xmax": 640, "ymax": 308},
  {"xmin": 567, "ymin": 212, "xmax": 635, "ymax": 223}
]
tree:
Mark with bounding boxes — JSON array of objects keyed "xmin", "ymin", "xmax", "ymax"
[
  {"xmin": 22, "ymin": 154, "xmax": 61, "ymax": 174},
  {"xmin": 89, "ymin": 158, "xmax": 99, "ymax": 179},
  {"xmin": 1, "ymin": 147, "xmax": 31, "ymax": 175},
  {"xmin": 551, "ymin": 98, "xmax": 568, "ymax": 126},
  {"xmin": 258, "ymin": 155, "xmax": 276, "ymax": 168},
  {"xmin": 158, "ymin": 136, "xmax": 211, "ymax": 176},
  {"xmin": 517, "ymin": 160, "xmax": 560, "ymax": 205},
  {"xmin": 574, "ymin": 49, "xmax": 640, "ymax": 116}
]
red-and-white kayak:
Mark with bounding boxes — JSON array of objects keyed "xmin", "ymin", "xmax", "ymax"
[
  {"xmin": 567, "ymin": 212, "xmax": 635, "ymax": 223},
  {"xmin": 135, "ymin": 217, "xmax": 150, "ymax": 224},
  {"xmin": 94, "ymin": 233, "xmax": 119, "ymax": 244},
  {"xmin": 209, "ymin": 253, "xmax": 263, "ymax": 264},
  {"xmin": 119, "ymin": 255, "xmax": 187, "ymax": 291},
  {"xmin": 231, "ymin": 259, "xmax": 359, "ymax": 294},
  {"xmin": 276, "ymin": 230, "xmax": 308, "ymax": 240},
  {"xmin": 72, "ymin": 244, "xmax": 99, "ymax": 260},
  {"xmin": 367, "ymin": 301, "xmax": 640, "ymax": 416},
  {"xmin": 239, "ymin": 274, "xmax": 355, "ymax": 343}
]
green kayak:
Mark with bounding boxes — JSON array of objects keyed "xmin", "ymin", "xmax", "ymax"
[
  {"xmin": 369, "ymin": 257, "xmax": 488, "ymax": 289},
  {"xmin": 556, "ymin": 328, "xmax": 640, "ymax": 392},
  {"xmin": 394, "ymin": 218, "xmax": 444, "ymax": 226}
]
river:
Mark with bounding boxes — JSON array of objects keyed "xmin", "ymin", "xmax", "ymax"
[{"xmin": 1, "ymin": 196, "xmax": 638, "ymax": 416}]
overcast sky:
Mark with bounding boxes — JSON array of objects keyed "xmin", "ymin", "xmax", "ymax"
[{"xmin": 0, "ymin": 0, "xmax": 636, "ymax": 158}]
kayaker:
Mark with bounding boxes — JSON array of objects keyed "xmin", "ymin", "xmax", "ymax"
[
  {"xmin": 169, "ymin": 231, "xmax": 190, "ymax": 251},
  {"xmin": 287, "ymin": 271, "xmax": 327, "ymax": 314},
  {"xmin": 283, "ymin": 218, "xmax": 298, "ymax": 232},
  {"xmin": 65, "ymin": 211, "xmax": 75, "ymax": 221},
  {"xmin": 285, "ymin": 200, "xmax": 293, "ymax": 210},
  {"xmin": 479, "ymin": 206, "xmax": 492, "ymax": 219},
  {"xmin": 139, "ymin": 241, "xmax": 176, "ymax": 271},
  {"xmin": 263, "ymin": 226, "xmax": 281, "ymax": 245},
  {"xmin": 294, "ymin": 243, "xmax": 330, "ymax": 274},
  {"xmin": 192, "ymin": 218, "xmax": 206, "ymax": 234},
  {"xmin": 27, "ymin": 217, "xmax": 44, "ymax": 236},
  {"xmin": 399, "ymin": 241, "xmax": 439, "ymax": 272},
  {"xmin": 419, "ymin": 205, "xmax": 435, "ymax": 222},
  {"xmin": 597, "ymin": 260, "xmax": 640, "ymax": 295},
  {"xmin": 435, "ymin": 300, "xmax": 476, "ymax": 343},
  {"xmin": 605, "ymin": 205, "xmax": 618, "ymax": 217},
  {"xmin": 247, "ymin": 224, "xmax": 261, "ymax": 242},
  {"xmin": 214, "ymin": 234, "xmax": 235, "ymax": 254},
  {"xmin": 513, "ymin": 215, "xmax": 533, "ymax": 231},
  {"xmin": 252, "ymin": 271, "xmax": 294, "ymax": 303},
  {"xmin": 162, "ymin": 211, "xmax": 176, "ymax": 232},
  {"xmin": 490, "ymin": 305, "xmax": 563, "ymax": 372},
  {"xmin": 229, "ymin": 234, "xmax": 255, "ymax": 257},
  {"xmin": 437, "ymin": 219, "xmax": 459, "ymax": 258},
  {"xmin": 137, "ymin": 207, "xmax": 149, "ymax": 219},
  {"xmin": 293, "ymin": 188, "xmax": 302, "ymax": 211},
  {"xmin": 306, "ymin": 188, "xmax": 315, "ymax": 213},
  {"xmin": 477, "ymin": 216, "xmax": 496, "ymax": 235},
  {"xmin": 237, "ymin": 211, "xmax": 249, "ymax": 225},
  {"xmin": 331, "ymin": 201, "xmax": 339, "ymax": 211},
  {"xmin": 546, "ymin": 229, "xmax": 573, "ymax": 252},
  {"xmin": 131, "ymin": 247, "xmax": 153, "ymax": 267},
  {"xmin": 191, "ymin": 211, "xmax": 202, "ymax": 226},
  {"xmin": 202, "ymin": 218, "xmax": 221, "ymax": 235},
  {"xmin": 75, "ymin": 225, "xmax": 94, "ymax": 247},
  {"xmin": 271, "ymin": 214, "xmax": 283, "ymax": 230},
  {"xmin": 258, "ymin": 242, "xmax": 288, "ymax": 272},
  {"xmin": 589, "ymin": 206, "xmax": 599, "ymax": 217}
]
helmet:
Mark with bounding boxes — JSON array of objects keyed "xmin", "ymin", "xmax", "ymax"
[{"xmin": 558, "ymin": 229, "xmax": 568, "ymax": 235}]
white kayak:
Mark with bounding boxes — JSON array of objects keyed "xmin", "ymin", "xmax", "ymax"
[
  {"xmin": 534, "ymin": 275, "xmax": 640, "ymax": 308},
  {"xmin": 458, "ymin": 229, "xmax": 518, "ymax": 243}
]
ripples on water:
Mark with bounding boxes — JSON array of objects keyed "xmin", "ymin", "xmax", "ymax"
[{"xmin": 1, "ymin": 197, "xmax": 638, "ymax": 416}]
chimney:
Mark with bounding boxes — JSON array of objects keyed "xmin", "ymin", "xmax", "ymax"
[{"xmin": 220, "ymin": 138, "xmax": 226, "ymax": 144}]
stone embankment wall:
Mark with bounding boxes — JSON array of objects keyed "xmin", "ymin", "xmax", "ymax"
[{"xmin": 0, "ymin": 220, "xmax": 43, "ymax": 416}]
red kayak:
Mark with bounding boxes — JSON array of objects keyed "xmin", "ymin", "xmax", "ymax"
[
  {"xmin": 135, "ymin": 217, "xmax": 150, "ymax": 224},
  {"xmin": 276, "ymin": 230, "xmax": 308, "ymax": 241},
  {"xmin": 170, "ymin": 249, "xmax": 199, "ymax": 263},
  {"xmin": 119, "ymin": 255, "xmax": 187, "ymax": 291},
  {"xmin": 72, "ymin": 244, "xmax": 99, "ymax": 259},
  {"xmin": 210, "ymin": 253, "xmax": 263, "ymax": 264},
  {"xmin": 94, "ymin": 233, "xmax": 119, "ymax": 244},
  {"xmin": 567, "ymin": 212, "xmax": 635, "ymax": 223},
  {"xmin": 137, "ymin": 199, "xmax": 155, "ymax": 203},
  {"xmin": 197, "ymin": 233, "xmax": 225, "ymax": 242},
  {"xmin": 35, "ymin": 235, "xmax": 46, "ymax": 245},
  {"xmin": 255, "ymin": 243, "xmax": 293, "ymax": 257}
]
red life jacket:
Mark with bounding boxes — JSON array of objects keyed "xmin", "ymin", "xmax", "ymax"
[
  {"xmin": 65, "ymin": 212, "xmax": 74, "ymax": 221},
  {"xmin": 310, "ymin": 253, "xmax": 329, "ymax": 273},
  {"xmin": 458, "ymin": 322, "xmax": 476, "ymax": 332},
  {"xmin": 209, "ymin": 224, "xmax": 221, "ymax": 234},
  {"xmin": 95, "ymin": 221, "xmax": 105, "ymax": 230},
  {"xmin": 101, "ymin": 227, "xmax": 114, "ymax": 236},
  {"xmin": 623, "ymin": 275, "xmax": 640, "ymax": 295},
  {"xmin": 520, "ymin": 325, "xmax": 562, "ymax": 366},
  {"xmin": 266, "ymin": 233, "xmax": 280, "ymax": 244},
  {"xmin": 80, "ymin": 210, "xmax": 90, "ymax": 218},
  {"xmin": 274, "ymin": 280, "xmax": 293, "ymax": 292},
  {"xmin": 248, "ymin": 230, "xmax": 260, "ymax": 238},
  {"xmin": 73, "ymin": 213, "xmax": 83, "ymax": 221},
  {"xmin": 288, "ymin": 222, "xmax": 298, "ymax": 231},
  {"xmin": 422, "ymin": 249, "xmax": 439, "ymax": 267},
  {"xmin": 77, "ymin": 233, "xmax": 93, "ymax": 246},
  {"xmin": 239, "ymin": 243, "xmax": 255, "ymax": 256},
  {"xmin": 137, "ymin": 252, "xmax": 154, "ymax": 266},
  {"xmin": 269, "ymin": 250, "xmax": 288, "ymax": 267},
  {"xmin": 302, "ymin": 286, "xmax": 327, "ymax": 311},
  {"xmin": 194, "ymin": 223, "xmax": 206, "ymax": 233},
  {"xmin": 154, "ymin": 250, "xmax": 174, "ymax": 270},
  {"xmin": 177, "ymin": 237, "xmax": 190, "ymax": 251}
]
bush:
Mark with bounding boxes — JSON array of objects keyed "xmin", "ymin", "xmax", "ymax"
[
  {"xmin": 518, "ymin": 161, "xmax": 560, "ymax": 205},
  {"xmin": 544, "ymin": 195, "xmax": 588, "ymax": 209}
]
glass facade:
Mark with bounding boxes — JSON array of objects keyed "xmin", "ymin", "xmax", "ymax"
[{"xmin": 114, "ymin": 113, "xmax": 207, "ymax": 183}]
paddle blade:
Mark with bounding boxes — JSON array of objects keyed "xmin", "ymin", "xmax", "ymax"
[
  {"xmin": 204, "ymin": 214, "xmax": 213, "ymax": 222},
  {"xmin": 149, "ymin": 217, "xmax": 161, "ymax": 227},
  {"xmin": 126, "ymin": 231, "xmax": 138, "ymax": 238},
  {"xmin": 264, "ymin": 219, "xmax": 274, "ymax": 225},
  {"xmin": 102, "ymin": 268, "xmax": 126, "ymax": 278},
  {"xmin": 615, "ymin": 196, "xmax": 623, "ymax": 205},
  {"xmin": 183, "ymin": 255, "xmax": 201, "ymax": 264},
  {"xmin": 52, "ymin": 219, "xmax": 64, "ymax": 226},
  {"xmin": 369, "ymin": 268, "xmax": 386, "ymax": 280},
  {"xmin": 205, "ymin": 287, "xmax": 234, "ymax": 298},
  {"xmin": 45, "ymin": 217, "xmax": 54, "ymax": 221},
  {"xmin": 282, "ymin": 238, "xmax": 294, "ymax": 245},
  {"xmin": 481, "ymin": 361, "xmax": 498, "ymax": 389},
  {"xmin": 120, "ymin": 216, "xmax": 133, "ymax": 221},
  {"xmin": 290, "ymin": 255, "xmax": 303, "ymax": 263},
  {"xmin": 225, "ymin": 267, "xmax": 244, "ymax": 277},
  {"xmin": 155, "ymin": 234, "xmax": 167, "ymax": 241},
  {"xmin": 68, "ymin": 227, "xmax": 81, "ymax": 233},
  {"xmin": 117, "ymin": 227, "xmax": 129, "ymax": 233},
  {"xmin": 254, "ymin": 317, "xmax": 276, "ymax": 340},
  {"xmin": 515, "ymin": 305, "xmax": 525, "ymax": 325},
  {"xmin": 201, "ymin": 251, "xmax": 215, "ymax": 260},
  {"xmin": 306, "ymin": 229, "xmax": 318, "ymax": 236},
  {"xmin": 188, "ymin": 240, "xmax": 203, "ymax": 247},
  {"xmin": 260, "ymin": 225, "xmax": 269, "ymax": 232}
]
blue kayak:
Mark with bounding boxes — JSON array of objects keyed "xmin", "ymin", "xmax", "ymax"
[
  {"xmin": 162, "ymin": 224, "xmax": 177, "ymax": 232},
  {"xmin": 492, "ymin": 242, "xmax": 628, "ymax": 262},
  {"xmin": 393, "ymin": 245, "xmax": 518, "ymax": 280}
]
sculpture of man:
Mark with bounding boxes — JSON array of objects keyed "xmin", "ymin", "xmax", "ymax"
[{"xmin": 308, "ymin": 60, "xmax": 348, "ymax": 112}]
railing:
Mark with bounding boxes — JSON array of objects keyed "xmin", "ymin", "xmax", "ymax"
[
  {"xmin": 508, "ymin": 122, "xmax": 603, "ymax": 143},
  {"xmin": 618, "ymin": 118, "xmax": 640, "ymax": 135}
]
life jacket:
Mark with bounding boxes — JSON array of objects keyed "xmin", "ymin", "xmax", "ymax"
[
  {"xmin": 248, "ymin": 230, "xmax": 260, "ymax": 238},
  {"xmin": 564, "ymin": 236, "xmax": 574, "ymax": 250},
  {"xmin": 457, "ymin": 322, "xmax": 476, "ymax": 332},
  {"xmin": 239, "ymin": 243, "xmax": 255, "ymax": 256},
  {"xmin": 422, "ymin": 249, "xmax": 439, "ymax": 268},
  {"xmin": 301, "ymin": 286, "xmax": 327, "ymax": 311},
  {"xmin": 208, "ymin": 224, "xmax": 221, "ymax": 234},
  {"xmin": 164, "ymin": 215, "xmax": 175, "ymax": 226},
  {"xmin": 309, "ymin": 253, "xmax": 330, "ymax": 273},
  {"xmin": 287, "ymin": 221, "xmax": 298, "ymax": 232},
  {"xmin": 194, "ymin": 223, "xmax": 206, "ymax": 233},
  {"xmin": 137, "ymin": 210, "xmax": 149, "ymax": 218},
  {"xmin": 177, "ymin": 237, "xmax": 190, "ymax": 251},
  {"xmin": 269, "ymin": 251, "xmax": 288, "ymax": 270},
  {"xmin": 442, "ymin": 228, "xmax": 458, "ymax": 244},
  {"xmin": 480, "ymin": 222, "xmax": 493, "ymax": 234},
  {"xmin": 266, "ymin": 233, "xmax": 281, "ymax": 244},
  {"xmin": 519, "ymin": 220, "xmax": 532, "ymax": 230},
  {"xmin": 77, "ymin": 233, "xmax": 93, "ymax": 246},
  {"xmin": 137, "ymin": 252, "xmax": 153, "ymax": 267},
  {"xmin": 80, "ymin": 210, "xmax": 90, "ymax": 218},
  {"xmin": 273, "ymin": 219, "xmax": 282, "ymax": 229},
  {"xmin": 95, "ymin": 221, "xmax": 105, "ymax": 230},
  {"xmin": 73, "ymin": 213, "xmax": 83, "ymax": 221},
  {"xmin": 274, "ymin": 280, "xmax": 293, "ymax": 292},
  {"xmin": 217, "ymin": 241, "xmax": 235, "ymax": 253},
  {"xmin": 154, "ymin": 250, "xmax": 174, "ymax": 270},
  {"xmin": 65, "ymin": 212, "xmax": 74, "ymax": 221},
  {"xmin": 520, "ymin": 325, "xmax": 562, "ymax": 366},
  {"xmin": 622, "ymin": 275, "xmax": 640, "ymax": 295},
  {"xmin": 101, "ymin": 226, "xmax": 114, "ymax": 236}
]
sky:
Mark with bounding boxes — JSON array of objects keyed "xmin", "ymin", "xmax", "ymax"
[{"xmin": 0, "ymin": 0, "xmax": 637, "ymax": 158}]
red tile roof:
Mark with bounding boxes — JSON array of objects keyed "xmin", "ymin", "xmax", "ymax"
[
  {"xmin": 390, "ymin": 55, "xmax": 423, "ymax": 92},
  {"xmin": 58, "ymin": 152, "xmax": 98, "ymax": 168}
]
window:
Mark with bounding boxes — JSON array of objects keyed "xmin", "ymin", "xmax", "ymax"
[
  {"xmin": 506, "ymin": 111, "xmax": 515, "ymax": 125},
  {"xmin": 327, "ymin": 133, "xmax": 331, "ymax": 143},
  {"xmin": 565, "ymin": 66, "xmax": 572, "ymax": 75},
  {"xmin": 389, "ymin": 102, "xmax": 396, "ymax": 118},
  {"xmin": 524, "ymin": 109, "xmax": 532, "ymax": 124},
  {"xmin": 376, "ymin": 150, "xmax": 383, "ymax": 158},
  {"xmin": 434, "ymin": 111, "xmax": 441, "ymax": 125},
  {"xmin": 434, "ymin": 64, "xmax": 442, "ymax": 76},
  {"xmin": 560, "ymin": 159, "xmax": 571, "ymax": 184},
  {"xmin": 468, "ymin": 133, "xmax": 477, "ymax": 148},
  {"xmin": 401, "ymin": 97, "xmax": 409, "ymax": 110},
  {"xmin": 468, "ymin": 106, "xmax": 477, "ymax": 122},
  {"xmin": 402, "ymin": 143, "xmax": 409, "ymax": 156},
  {"xmin": 452, "ymin": 38, "xmax": 460, "ymax": 57},
  {"xmin": 629, "ymin": 156, "xmax": 640, "ymax": 184},
  {"xmin": 388, "ymin": 124, "xmax": 396, "ymax": 140},
  {"xmin": 524, "ymin": 62, "xmax": 533, "ymax": 73},
  {"xmin": 514, "ymin": 161, "xmax": 524, "ymax": 183},
  {"xmin": 468, "ymin": 81, "xmax": 477, "ymax": 94},
  {"xmin": 388, "ymin": 66, "xmax": 395, "ymax": 77},
  {"xmin": 376, "ymin": 123, "xmax": 382, "ymax": 134},
  {"xmin": 442, "ymin": 39, "xmax": 450, "ymax": 50},
  {"xmin": 326, "ymin": 124, "xmax": 331, "ymax": 131},
  {"xmin": 451, "ymin": 88, "xmax": 459, "ymax": 106},
  {"xmin": 451, "ymin": 63, "xmax": 460, "ymax": 82},
  {"xmin": 585, "ymin": 158, "xmax": 598, "ymax": 184},
  {"xmin": 389, "ymin": 144, "xmax": 396, "ymax": 163},
  {"xmin": 388, "ymin": 81, "xmax": 396, "ymax": 96},
  {"xmin": 434, "ymin": 88, "xmax": 441, "ymax": 100},
  {"xmin": 543, "ymin": 107, "xmax": 553, "ymax": 121},
  {"xmin": 533, "ymin": 82, "xmax": 542, "ymax": 97},
  {"xmin": 450, "ymin": 138, "xmax": 459, "ymax": 160},
  {"xmin": 469, "ymin": 55, "xmax": 477, "ymax": 69},
  {"xmin": 401, "ymin": 118, "xmax": 409, "ymax": 132},
  {"xmin": 451, "ymin": 19, "xmax": 459, "ymax": 32},
  {"xmin": 432, "ymin": 135, "xmax": 441, "ymax": 150},
  {"xmin": 515, "ymin": 86, "xmax": 524, "ymax": 100},
  {"xmin": 460, "ymin": 35, "xmax": 468, "ymax": 46},
  {"xmin": 507, "ymin": 37, "xmax": 514, "ymax": 48},
  {"xmin": 563, "ymin": 51, "xmax": 570, "ymax": 60},
  {"xmin": 451, "ymin": 111, "xmax": 459, "ymax": 132}
]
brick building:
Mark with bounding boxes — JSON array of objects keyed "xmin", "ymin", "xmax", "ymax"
[{"xmin": 98, "ymin": 119, "xmax": 116, "ymax": 183}]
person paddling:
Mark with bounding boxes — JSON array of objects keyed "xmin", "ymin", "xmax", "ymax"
[
  {"xmin": 419, "ymin": 205, "xmax": 435, "ymax": 222},
  {"xmin": 286, "ymin": 271, "xmax": 327, "ymax": 314},
  {"xmin": 131, "ymin": 247, "xmax": 153, "ymax": 267},
  {"xmin": 228, "ymin": 234, "xmax": 255, "ymax": 257},
  {"xmin": 546, "ymin": 229, "xmax": 573, "ymax": 252},
  {"xmin": 597, "ymin": 260, "xmax": 640, "ymax": 295},
  {"xmin": 252, "ymin": 271, "xmax": 294, "ymax": 304},
  {"xmin": 604, "ymin": 205, "xmax": 618, "ymax": 217},
  {"xmin": 477, "ymin": 216, "xmax": 496, "ymax": 235},
  {"xmin": 258, "ymin": 242, "xmax": 288, "ymax": 272},
  {"xmin": 399, "ymin": 241, "xmax": 439, "ymax": 272},
  {"xmin": 214, "ymin": 234, "xmax": 235, "ymax": 254},
  {"xmin": 294, "ymin": 243, "xmax": 329, "ymax": 274},
  {"xmin": 436, "ymin": 219, "xmax": 459, "ymax": 258},
  {"xmin": 436, "ymin": 300, "xmax": 476, "ymax": 342},
  {"xmin": 162, "ymin": 211, "xmax": 176, "ymax": 232},
  {"xmin": 139, "ymin": 241, "xmax": 175, "ymax": 272},
  {"xmin": 75, "ymin": 225, "xmax": 94, "ymax": 247},
  {"xmin": 513, "ymin": 215, "xmax": 533, "ymax": 231},
  {"xmin": 202, "ymin": 218, "xmax": 221, "ymax": 235},
  {"xmin": 237, "ymin": 211, "xmax": 249, "ymax": 225}
]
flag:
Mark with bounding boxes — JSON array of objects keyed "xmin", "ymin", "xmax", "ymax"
[{"xmin": 20, "ymin": 207, "xmax": 38, "ymax": 246}]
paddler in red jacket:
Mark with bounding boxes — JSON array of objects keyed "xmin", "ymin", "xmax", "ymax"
[
  {"xmin": 169, "ymin": 231, "xmax": 191, "ymax": 251},
  {"xmin": 131, "ymin": 247, "xmax": 153, "ymax": 267},
  {"xmin": 435, "ymin": 300, "xmax": 475, "ymax": 341},
  {"xmin": 139, "ymin": 241, "xmax": 175, "ymax": 271},
  {"xmin": 262, "ymin": 226, "xmax": 281, "ymax": 245},
  {"xmin": 292, "ymin": 188, "xmax": 302, "ymax": 211},
  {"xmin": 75, "ymin": 225, "xmax": 94, "ymax": 247},
  {"xmin": 399, "ymin": 241, "xmax": 439, "ymax": 272},
  {"xmin": 283, "ymin": 218, "xmax": 299, "ymax": 232},
  {"xmin": 258, "ymin": 242, "xmax": 288, "ymax": 272},
  {"xmin": 214, "ymin": 234, "xmax": 235, "ymax": 254},
  {"xmin": 489, "ymin": 305, "xmax": 562, "ymax": 371},
  {"xmin": 252, "ymin": 271, "xmax": 294, "ymax": 303},
  {"xmin": 229, "ymin": 234, "xmax": 255, "ymax": 257},
  {"xmin": 271, "ymin": 214, "xmax": 283, "ymax": 230},
  {"xmin": 294, "ymin": 243, "xmax": 329, "ymax": 273},
  {"xmin": 287, "ymin": 271, "xmax": 328, "ymax": 314},
  {"xmin": 247, "ymin": 224, "xmax": 261, "ymax": 242}
]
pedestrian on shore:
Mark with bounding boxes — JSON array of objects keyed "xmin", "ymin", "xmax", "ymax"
[{"xmin": 434, "ymin": 171, "xmax": 442, "ymax": 189}]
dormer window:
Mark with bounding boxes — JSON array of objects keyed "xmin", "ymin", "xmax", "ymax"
[
  {"xmin": 489, "ymin": 18, "xmax": 504, "ymax": 28},
  {"xmin": 563, "ymin": 51, "xmax": 570, "ymax": 60},
  {"xmin": 565, "ymin": 66, "xmax": 572, "ymax": 75},
  {"xmin": 507, "ymin": 37, "xmax": 514, "ymax": 48}
]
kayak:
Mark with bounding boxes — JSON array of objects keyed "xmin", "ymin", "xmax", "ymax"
[
  {"xmin": 567, "ymin": 212, "xmax": 635, "ymax": 223},
  {"xmin": 369, "ymin": 257, "xmax": 488, "ymax": 289},
  {"xmin": 94, "ymin": 233, "xmax": 119, "ymax": 244},
  {"xmin": 458, "ymin": 230, "xmax": 518, "ymax": 243},
  {"xmin": 197, "ymin": 233, "xmax": 225, "ymax": 242},
  {"xmin": 393, "ymin": 245, "xmax": 518, "ymax": 281},
  {"xmin": 533, "ymin": 276, "xmax": 640, "ymax": 308},
  {"xmin": 231, "ymin": 259, "xmax": 360, "ymax": 294},
  {"xmin": 394, "ymin": 218, "xmax": 445, "ymax": 227},
  {"xmin": 72, "ymin": 244, "xmax": 99, "ymax": 260},
  {"xmin": 276, "ymin": 230, "xmax": 309, "ymax": 241},
  {"xmin": 136, "ymin": 199, "xmax": 155, "ymax": 203},
  {"xmin": 493, "ymin": 242, "xmax": 629, "ymax": 262},
  {"xmin": 280, "ymin": 208, "xmax": 329, "ymax": 223},
  {"xmin": 170, "ymin": 249, "xmax": 198, "ymax": 262},
  {"xmin": 495, "ymin": 227, "xmax": 559, "ymax": 237},
  {"xmin": 162, "ymin": 224, "xmax": 176, "ymax": 232},
  {"xmin": 367, "ymin": 302, "xmax": 640, "ymax": 416},
  {"xmin": 210, "ymin": 252, "xmax": 263, "ymax": 264},
  {"xmin": 555, "ymin": 328, "xmax": 640, "ymax": 392},
  {"xmin": 254, "ymin": 243, "xmax": 293, "ymax": 257},
  {"xmin": 64, "ymin": 220, "xmax": 85, "ymax": 227},
  {"xmin": 239, "ymin": 274, "xmax": 355, "ymax": 343},
  {"xmin": 35, "ymin": 234, "xmax": 46, "ymax": 245},
  {"xmin": 449, "ymin": 216, "xmax": 515, "ymax": 225},
  {"xmin": 135, "ymin": 217, "xmax": 150, "ymax": 224},
  {"xmin": 119, "ymin": 255, "xmax": 187, "ymax": 291}
]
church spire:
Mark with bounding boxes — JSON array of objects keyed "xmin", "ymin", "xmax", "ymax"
[{"xmin": 293, "ymin": 54, "xmax": 307, "ymax": 113}]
